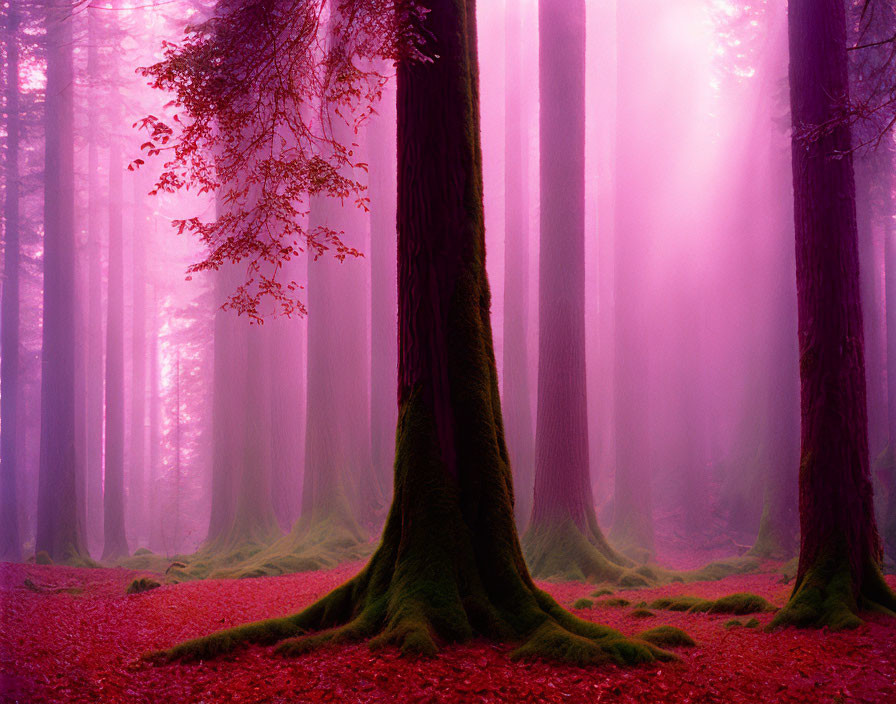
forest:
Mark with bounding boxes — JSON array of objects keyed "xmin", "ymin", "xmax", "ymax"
[{"xmin": 1, "ymin": 0, "xmax": 896, "ymax": 702}]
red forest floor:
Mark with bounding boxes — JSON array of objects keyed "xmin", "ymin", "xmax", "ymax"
[{"xmin": 2, "ymin": 560, "xmax": 895, "ymax": 704}]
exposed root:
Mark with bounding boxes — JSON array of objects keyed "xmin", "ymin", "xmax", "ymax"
[{"xmin": 769, "ymin": 555, "xmax": 896, "ymax": 631}]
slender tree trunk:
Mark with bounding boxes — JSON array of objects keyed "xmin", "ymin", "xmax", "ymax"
[
  {"xmin": 205, "ymin": 265, "xmax": 246, "ymax": 544},
  {"xmin": 772, "ymin": 0, "xmax": 896, "ymax": 629},
  {"xmin": 524, "ymin": 0, "xmax": 630, "ymax": 581},
  {"xmin": 1, "ymin": 2, "xmax": 22, "ymax": 562},
  {"xmin": 502, "ymin": 0, "xmax": 535, "ymax": 531},
  {"xmin": 129, "ymin": 176, "xmax": 147, "ymax": 547},
  {"xmin": 36, "ymin": 0, "xmax": 87, "ymax": 562},
  {"xmin": 84, "ymin": 5, "xmax": 105, "ymax": 552},
  {"xmin": 102, "ymin": 124, "xmax": 129, "ymax": 560},
  {"xmin": 158, "ymin": 0, "xmax": 672, "ymax": 668},
  {"xmin": 368, "ymin": 82, "xmax": 398, "ymax": 517},
  {"xmin": 610, "ymin": 0, "xmax": 654, "ymax": 554},
  {"xmin": 148, "ymin": 286, "xmax": 163, "ymax": 552}
]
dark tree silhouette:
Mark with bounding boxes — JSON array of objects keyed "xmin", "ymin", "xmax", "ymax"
[{"xmin": 772, "ymin": 0, "xmax": 896, "ymax": 629}]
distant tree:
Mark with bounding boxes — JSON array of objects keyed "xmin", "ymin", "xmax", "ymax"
[
  {"xmin": 523, "ymin": 0, "xmax": 630, "ymax": 582},
  {"xmin": 1, "ymin": 0, "xmax": 22, "ymax": 562},
  {"xmin": 772, "ymin": 0, "xmax": 896, "ymax": 629},
  {"xmin": 153, "ymin": 0, "xmax": 674, "ymax": 666},
  {"xmin": 35, "ymin": 0, "xmax": 88, "ymax": 562},
  {"xmin": 502, "ymin": 0, "xmax": 535, "ymax": 530}
]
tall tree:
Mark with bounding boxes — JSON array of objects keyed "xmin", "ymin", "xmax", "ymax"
[
  {"xmin": 609, "ymin": 0, "xmax": 654, "ymax": 554},
  {"xmin": 368, "ymin": 82, "xmax": 398, "ymax": 515},
  {"xmin": 102, "ymin": 118, "xmax": 129, "ymax": 561},
  {"xmin": 155, "ymin": 0, "xmax": 673, "ymax": 667},
  {"xmin": 84, "ymin": 3, "xmax": 105, "ymax": 552},
  {"xmin": 35, "ymin": 0, "xmax": 88, "ymax": 562},
  {"xmin": 1, "ymin": 0, "xmax": 22, "ymax": 562},
  {"xmin": 523, "ymin": 0, "xmax": 630, "ymax": 581},
  {"xmin": 772, "ymin": 0, "xmax": 896, "ymax": 629},
  {"xmin": 129, "ymin": 176, "xmax": 148, "ymax": 546},
  {"xmin": 502, "ymin": 0, "xmax": 535, "ymax": 530}
]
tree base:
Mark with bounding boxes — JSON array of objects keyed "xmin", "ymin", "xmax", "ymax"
[
  {"xmin": 149, "ymin": 538, "xmax": 676, "ymax": 667},
  {"xmin": 770, "ymin": 554, "xmax": 896, "ymax": 631}
]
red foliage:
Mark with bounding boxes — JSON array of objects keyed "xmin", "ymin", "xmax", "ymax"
[
  {"xmin": 3, "ymin": 560, "xmax": 895, "ymax": 703},
  {"xmin": 137, "ymin": 0, "xmax": 425, "ymax": 320}
]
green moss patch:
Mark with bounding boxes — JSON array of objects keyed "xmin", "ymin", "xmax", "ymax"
[
  {"xmin": 127, "ymin": 578, "xmax": 161, "ymax": 595},
  {"xmin": 637, "ymin": 626, "xmax": 695, "ymax": 647},
  {"xmin": 572, "ymin": 598, "xmax": 593, "ymax": 609},
  {"xmin": 629, "ymin": 609, "xmax": 655, "ymax": 618}
]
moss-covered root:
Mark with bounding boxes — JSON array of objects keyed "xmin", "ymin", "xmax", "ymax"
[
  {"xmin": 649, "ymin": 593, "xmax": 775, "ymax": 615},
  {"xmin": 769, "ymin": 556, "xmax": 896, "ymax": 631},
  {"xmin": 521, "ymin": 520, "xmax": 633, "ymax": 583},
  {"xmin": 637, "ymin": 626, "xmax": 695, "ymax": 648}
]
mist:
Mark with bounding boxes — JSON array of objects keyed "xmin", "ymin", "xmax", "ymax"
[{"xmin": 3, "ymin": 0, "xmax": 896, "ymax": 701}]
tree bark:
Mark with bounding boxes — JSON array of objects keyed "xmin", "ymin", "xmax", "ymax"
[
  {"xmin": 772, "ymin": 0, "xmax": 896, "ymax": 630},
  {"xmin": 35, "ymin": 0, "xmax": 88, "ymax": 563},
  {"xmin": 129, "ymin": 174, "xmax": 148, "ymax": 548}
]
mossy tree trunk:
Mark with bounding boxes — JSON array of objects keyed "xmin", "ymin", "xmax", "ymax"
[
  {"xmin": 1, "ymin": 1, "xmax": 22, "ymax": 562},
  {"xmin": 610, "ymin": 0, "xmax": 654, "ymax": 555},
  {"xmin": 772, "ymin": 0, "xmax": 896, "ymax": 630},
  {"xmin": 156, "ymin": 0, "xmax": 675, "ymax": 666},
  {"xmin": 523, "ymin": 0, "xmax": 629, "ymax": 581},
  {"xmin": 36, "ymin": 0, "xmax": 88, "ymax": 563},
  {"xmin": 502, "ymin": 0, "xmax": 535, "ymax": 532}
]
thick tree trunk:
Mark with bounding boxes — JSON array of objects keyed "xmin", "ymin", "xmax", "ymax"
[
  {"xmin": 772, "ymin": 0, "xmax": 896, "ymax": 630},
  {"xmin": 368, "ymin": 83, "xmax": 398, "ymax": 517},
  {"xmin": 523, "ymin": 0, "xmax": 629, "ymax": 581},
  {"xmin": 1, "ymin": 2, "xmax": 22, "ymax": 562},
  {"xmin": 610, "ymin": 0, "xmax": 654, "ymax": 554},
  {"xmin": 502, "ymin": 0, "xmax": 535, "ymax": 531},
  {"xmin": 35, "ymin": 0, "xmax": 88, "ymax": 563},
  {"xmin": 102, "ymin": 131, "xmax": 129, "ymax": 561},
  {"xmin": 84, "ymin": 5, "xmax": 105, "ymax": 553},
  {"xmin": 156, "ymin": 0, "xmax": 673, "ymax": 667}
]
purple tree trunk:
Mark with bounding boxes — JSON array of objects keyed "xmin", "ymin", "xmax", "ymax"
[
  {"xmin": 35, "ymin": 0, "xmax": 87, "ymax": 562},
  {"xmin": 773, "ymin": 0, "xmax": 896, "ymax": 629}
]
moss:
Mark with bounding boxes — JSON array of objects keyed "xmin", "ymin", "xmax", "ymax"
[
  {"xmin": 629, "ymin": 609, "xmax": 655, "ymax": 619},
  {"xmin": 590, "ymin": 588, "xmax": 613, "ymax": 598},
  {"xmin": 127, "ymin": 578, "xmax": 161, "ymax": 594},
  {"xmin": 706, "ymin": 593, "xmax": 775, "ymax": 615},
  {"xmin": 649, "ymin": 593, "xmax": 774, "ymax": 615},
  {"xmin": 770, "ymin": 552, "xmax": 896, "ymax": 631},
  {"xmin": 600, "ymin": 598, "xmax": 631, "ymax": 608},
  {"xmin": 648, "ymin": 596, "xmax": 712, "ymax": 612},
  {"xmin": 637, "ymin": 626, "xmax": 695, "ymax": 647},
  {"xmin": 521, "ymin": 519, "xmax": 630, "ymax": 583},
  {"xmin": 572, "ymin": 598, "xmax": 593, "ymax": 609},
  {"xmin": 724, "ymin": 619, "xmax": 743, "ymax": 629},
  {"xmin": 134, "ymin": 547, "xmax": 154, "ymax": 556},
  {"xmin": 685, "ymin": 557, "xmax": 760, "ymax": 582},
  {"xmin": 745, "ymin": 618, "xmax": 760, "ymax": 628},
  {"xmin": 34, "ymin": 551, "xmax": 53, "ymax": 565}
]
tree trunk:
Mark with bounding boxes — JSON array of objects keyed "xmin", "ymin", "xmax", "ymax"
[
  {"xmin": 1, "ymin": 1, "xmax": 22, "ymax": 562},
  {"xmin": 102, "ymin": 127, "xmax": 129, "ymax": 561},
  {"xmin": 148, "ymin": 286, "xmax": 163, "ymax": 552},
  {"xmin": 35, "ymin": 0, "xmax": 88, "ymax": 563},
  {"xmin": 84, "ymin": 4, "xmax": 105, "ymax": 553},
  {"xmin": 610, "ymin": 0, "xmax": 654, "ymax": 554},
  {"xmin": 156, "ymin": 0, "xmax": 673, "ymax": 667},
  {"xmin": 129, "ymin": 174, "xmax": 148, "ymax": 548},
  {"xmin": 523, "ymin": 0, "xmax": 629, "ymax": 581},
  {"xmin": 502, "ymin": 0, "xmax": 535, "ymax": 531},
  {"xmin": 772, "ymin": 0, "xmax": 896, "ymax": 630},
  {"xmin": 368, "ymin": 82, "xmax": 398, "ymax": 519}
]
